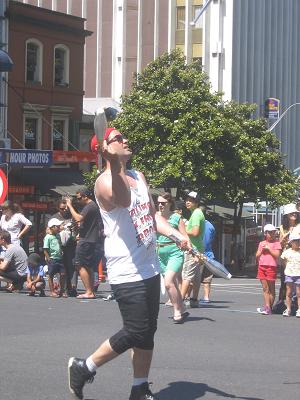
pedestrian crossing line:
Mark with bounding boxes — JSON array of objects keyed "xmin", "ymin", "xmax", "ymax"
[
  {"xmin": 212, "ymin": 289, "xmax": 262, "ymax": 295},
  {"xmin": 206, "ymin": 308, "xmax": 259, "ymax": 314}
]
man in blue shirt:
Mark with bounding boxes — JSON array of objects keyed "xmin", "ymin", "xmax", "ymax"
[{"xmin": 200, "ymin": 219, "xmax": 216, "ymax": 304}]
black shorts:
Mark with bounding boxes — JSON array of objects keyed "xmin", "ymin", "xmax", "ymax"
[
  {"xmin": 74, "ymin": 241, "xmax": 100, "ymax": 270},
  {"xmin": 0, "ymin": 269, "xmax": 26, "ymax": 284},
  {"xmin": 109, "ymin": 274, "xmax": 160, "ymax": 354},
  {"xmin": 48, "ymin": 260, "xmax": 65, "ymax": 277}
]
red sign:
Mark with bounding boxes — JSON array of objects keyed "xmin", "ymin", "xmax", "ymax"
[
  {"xmin": 53, "ymin": 151, "xmax": 96, "ymax": 163},
  {"xmin": 21, "ymin": 201, "xmax": 48, "ymax": 211},
  {"xmin": 0, "ymin": 169, "xmax": 8, "ymax": 204},
  {"xmin": 9, "ymin": 185, "xmax": 35, "ymax": 194}
]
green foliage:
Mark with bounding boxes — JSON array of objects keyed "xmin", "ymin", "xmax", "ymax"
[
  {"xmin": 113, "ymin": 49, "xmax": 298, "ymax": 207},
  {"xmin": 83, "ymin": 165, "xmax": 99, "ymax": 192}
]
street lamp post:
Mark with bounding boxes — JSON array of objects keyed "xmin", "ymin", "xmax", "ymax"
[
  {"xmin": 268, "ymin": 102, "xmax": 300, "ymax": 227},
  {"xmin": 268, "ymin": 102, "xmax": 300, "ymax": 132},
  {"xmin": 190, "ymin": 0, "xmax": 213, "ymax": 26}
]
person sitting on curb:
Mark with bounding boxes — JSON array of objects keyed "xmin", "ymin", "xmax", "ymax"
[
  {"xmin": 26, "ymin": 252, "xmax": 46, "ymax": 297},
  {"xmin": 0, "ymin": 230, "xmax": 28, "ymax": 291}
]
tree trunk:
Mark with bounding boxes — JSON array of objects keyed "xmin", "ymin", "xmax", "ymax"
[{"xmin": 230, "ymin": 200, "xmax": 244, "ymax": 271}]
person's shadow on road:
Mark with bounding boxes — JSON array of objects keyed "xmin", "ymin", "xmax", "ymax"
[{"xmin": 155, "ymin": 381, "xmax": 264, "ymax": 400}]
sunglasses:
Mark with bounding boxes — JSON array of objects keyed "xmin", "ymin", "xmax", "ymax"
[
  {"xmin": 107, "ymin": 134, "xmax": 124, "ymax": 145},
  {"xmin": 158, "ymin": 201, "xmax": 168, "ymax": 205}
]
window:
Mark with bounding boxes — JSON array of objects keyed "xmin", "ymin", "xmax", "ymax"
[
  {"xmin": 193, "ymin": 5, "xmax": 203, "ymax": 29},
  {"xmin": 176, "ymin": 6, "xmax": 185, "ymax": 30},
  {"xmin": 24, "ymin": 117, "xmax": 40, "ymax": 149},
  {"xmin": 52, "ymin": 118, "xmax": 68, "ymax": 150},
  {"xmin": 176, "ymin": 5, "xmax": 203, "ymax": 30},
  {"xmin": 26, "ymin": 39, "xmax": 43, "ymax": 83},
  {"xmin": 54, "ymin": 45, "xmax": 69, "ymax": 87}
]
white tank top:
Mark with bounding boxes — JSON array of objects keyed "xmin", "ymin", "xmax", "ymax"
[{"xmin": 96, "ymin": 170, "xmax": 160, "ymax": 284}]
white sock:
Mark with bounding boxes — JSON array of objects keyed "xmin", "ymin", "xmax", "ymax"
[
  {"xmin": 133, "ymin": 377, "xmax": 148, "ymax": 387},
  {"xmin": 85, "ymin": 356, "xmax": 97, "ymax": 372}
]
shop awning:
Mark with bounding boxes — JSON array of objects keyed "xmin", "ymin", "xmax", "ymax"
[
  {"xmin": 0, "ymin": 50, "xmax": 13, "ymax": 72},
  {"xmin": 10, "ymin": 168, "xmax": 85, "ymax": 196}
]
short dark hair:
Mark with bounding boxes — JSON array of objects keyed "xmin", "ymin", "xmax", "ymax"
[
  {"xmin": 161, "ymin": 192, "xmax": 175, "ymax": 211},
  {"xmin": 0, "ymin": 230, "xmax": 11, "ymax": 244},
  {"xmin": 76, "ymin": 187, "xmax": 91, "ymax": 198},
  {"xmin": 174, "ymin": 200, "xmax": 185, "ymax": 210},
  {"xmin": 27, "ymin": 253, "xmax": 41, "ymax": 268}
]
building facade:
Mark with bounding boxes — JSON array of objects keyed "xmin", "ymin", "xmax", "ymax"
[
  {"xmin": 7, "ymin": 0, "xmax": 90, "ymax": 151},
  {"xmin": 203, "ymin": 0, "xmax": 300, "ymax": 172},
  {"xmin": 3, "ymin": 0, "xmax": 91, "ymax": 251},
  {"xmin": 15, "ymin": 1, "xmax": 300, "ymax": 173},
  {"xmin": 16, "ymin": 0, "xmax": 204, "ymax": 115}
]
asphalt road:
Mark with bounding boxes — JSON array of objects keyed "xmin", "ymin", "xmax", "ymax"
[{"xmin": 1, "ymin": 277, "xmax": 299, "ymax": 400}]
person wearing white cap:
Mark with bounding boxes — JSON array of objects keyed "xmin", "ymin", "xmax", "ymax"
[
  {"xmin": 277, "ymin": 204, "xmax": 300, "ymax": 303},
  {"xmin": 280, "ymin": 232, "xmax": 300, "ymax": 317},
  {"xmin": 256, "ymin": 224, "xmax": 281, "ymax": 315},
  {"xmin": 43, "ymin": 218, "xmax": 66, "ymax": 298}
]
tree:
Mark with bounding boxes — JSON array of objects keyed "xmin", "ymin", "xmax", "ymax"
[
  {"xmin": 84, "ymin": 50, "xmax": 298, "ymax": 266},
  {"xmin": 114, "ymin": 50, "xmax": 298, "ymax": 207}
]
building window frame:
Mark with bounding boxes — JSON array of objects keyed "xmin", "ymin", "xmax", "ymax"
[
  {"xmin": 23, "ymin": 114, "xmax": 42, "ymax": 150},
  {"xmin": 176, "ymin": 6, "xmax": 185, "ymax": 30},
  {"xmin": 25, "ymin": 39, "xmax": 43, "ymax": 84},
  {"xmin": 54, "ymin": 44, "xmax": 70, "ymax": 87},
  {"xmin": 51, "ymin": 115, "xmax": 69, "ymax": 151}
]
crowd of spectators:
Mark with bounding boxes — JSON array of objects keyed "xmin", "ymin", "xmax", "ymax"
[{"xmin": 0, "ymin": 187, "xmax": 105, "ymax": 298}]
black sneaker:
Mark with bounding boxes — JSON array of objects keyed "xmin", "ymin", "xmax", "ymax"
[
  {"xmin": 129, "ymin": 382, "xmax": 157, "ymax": 400},
  {"xmin": 68, "ymin": 288, "xmax": 78, "ymax": 297},
  {"xmin": 68, "ymin": 357, "xmax": 96, "ymax": 399}
]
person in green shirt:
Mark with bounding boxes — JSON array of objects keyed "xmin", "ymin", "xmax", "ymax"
[
  {"xmin": 156, "ymin": 193, "xmax": 190, "ymax": 323},
  {"xmin": 180, "ymin": 191, "xmax": 205, "ymax": 308},
  {"xmin": 43, "ymin": 218, "xmax": 66, "ymax": 298}
]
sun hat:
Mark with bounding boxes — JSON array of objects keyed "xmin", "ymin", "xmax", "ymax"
[
  {"xmin": 283, "ymin": 203, "xmax": 299, "ymax": 215},
  {"xmin": 288, "ymin": 232, "xmax": 300, "ymax": 243},
  {"xmin": 263, "ymin": 224, "xmax": 277, "ymax": 233},
  {"xmin": 187, "ymin": 191, "xmax": 198, "ymax": 199},
  {"xmin": 48, "ymin": 218, "xmax": 63, "ymax": 228}
]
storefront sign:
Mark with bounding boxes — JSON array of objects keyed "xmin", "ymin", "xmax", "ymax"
[
  {"xmin": 0, "ymin": 149, "xmax": 53, "ymax": 166},
  {"xmin": 21, "ymin": 201, "xmax": 48, "ymax": 211},
  {"xmin": 53, "ymin": 151, "xmax": 96, "ymax": 163},
  {"xmin": 264, "ymin": 98, "xmax": 280, "ymax": 119},
  {"xmin": 9, "ymin": 185, "xmax": 35, "ymax": 194}
]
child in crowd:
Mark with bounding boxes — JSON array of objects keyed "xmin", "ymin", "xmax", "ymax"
[
  {"xmin": 43, "ymin": 218, "xmax": 67, "ymax": 298},
  {"xmin": 256, "ymin": 224, "xmax": 281, "ymax": 315},
  {"xmin": 26, "ymin": 252, "xmax": 46, "ymax": 297},
  {"xmin": 280, "ymin": 232, "xmax": 300, "ymax": 317}
]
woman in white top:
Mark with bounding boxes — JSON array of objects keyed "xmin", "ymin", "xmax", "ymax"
[
  {"xmin": 277, "ymin": 203, "xmax": 300, "ymax": 302},
  {"xmin": 0, "ymin": 201, "xmax": 32, "ymax": 246}
]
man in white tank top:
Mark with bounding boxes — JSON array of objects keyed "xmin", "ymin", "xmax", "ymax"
[{"xmin": 68, "ymin": 128, "xmax": 189, "ymax": 400}]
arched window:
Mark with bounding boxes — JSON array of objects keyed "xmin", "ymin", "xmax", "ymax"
[
  {"xmin": 54, "ymin": 45, "xmax": 70, "ymax": 87},
  {"xmin": 26, "ymin": 39, "xmax": 43, "ymax": 83}
]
